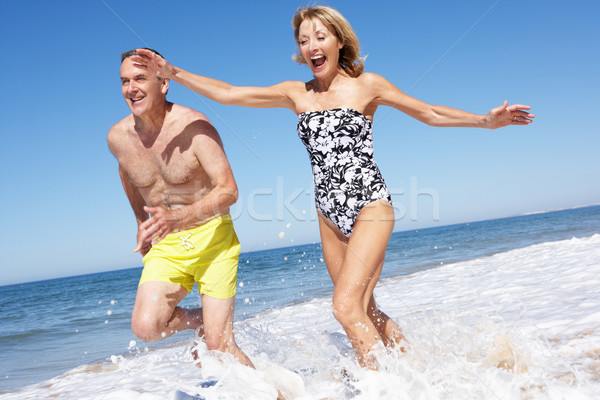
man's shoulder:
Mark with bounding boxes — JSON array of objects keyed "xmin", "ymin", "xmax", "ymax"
[
  {"xmin": 169, "ymin": 103, "xmax": 210, "ymax": 124},
  {"xmin": 168, "ymin": 104, "xmax": 219, "ymax": 139},
  {"xmin": 107, "ymin": 115, "xmax": 134, "ymax": 152},
  {"xmin": 108, "ymin": 114, "xmax": 133, "ymax": 135}
]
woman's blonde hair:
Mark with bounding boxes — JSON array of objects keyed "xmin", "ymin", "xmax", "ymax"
[{"xmin": 291, "ymin": 6, "xmax": 365, "ymax": 78}]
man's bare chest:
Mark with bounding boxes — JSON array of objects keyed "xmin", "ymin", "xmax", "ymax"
[{"xmin": 122, "ymin": 146, "xmax": 200, "ymax": 189}]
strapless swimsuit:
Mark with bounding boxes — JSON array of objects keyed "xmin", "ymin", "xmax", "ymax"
[{"xmin": 297, "ymin": 108, "xmax": 392, "ymax": 237}]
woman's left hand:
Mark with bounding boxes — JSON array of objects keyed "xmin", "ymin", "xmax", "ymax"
[{"xmin": 485, "ymin": 100, "xmax": 535, "ymax": 129}]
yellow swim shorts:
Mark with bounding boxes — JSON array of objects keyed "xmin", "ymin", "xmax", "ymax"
[{"xmin": 139, "ymin": 214, "xmax": 240, "ymax": 299}]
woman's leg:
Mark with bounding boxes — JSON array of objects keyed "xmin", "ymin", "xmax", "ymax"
[
  {"xmin": 319, "ymin": 205, "xmax": 406, "ymax": 350},
  {"xmin": 354, "ymin": 202, "xmax": 407, "ymax": 349},
  {"xmin": 318, "ymin": 201, "xmax": 403, "ymax": 367},
  {"xmin": 367, "ymin": 296, "xmax": 406, "ymax": 349}
]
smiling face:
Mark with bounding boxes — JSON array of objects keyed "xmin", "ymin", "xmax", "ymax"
[
  {"xmin": 120, "ymin": 57, "xmax": 168, "ymax": 116},
  {"xmin": 297, "ymin": 17, "xmax": 344, "ymax": 79}
]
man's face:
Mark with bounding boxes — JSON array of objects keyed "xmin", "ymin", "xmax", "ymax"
[{"xmin": 120, "ymin": 57, "xmax": 167, "ymax": 116}]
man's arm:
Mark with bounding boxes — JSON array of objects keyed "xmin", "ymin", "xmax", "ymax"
[
  {"xmin": 135, "ymin": 118, "xmax": 238, "ymax": 248},
  {"xmin": 178, "ymin": 119, "xmax": 238, "ymax": 225},
  {"xmin": 118, "ymin": 165, "xmax": 152, "ymax": 255}
]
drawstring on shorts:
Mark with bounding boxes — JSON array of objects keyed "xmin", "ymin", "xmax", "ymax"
[{"xmin": 178, "ymin": 233, "xmax": 195, "ymax": 250}]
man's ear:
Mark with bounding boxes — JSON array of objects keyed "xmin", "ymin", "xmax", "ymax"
[{"xmin": 161, "ymin": 78, "xmax": 169, "ymax": 95}]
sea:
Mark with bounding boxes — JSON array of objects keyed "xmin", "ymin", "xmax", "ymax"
[{"xmin": 1, "ymin": 205, "xmax": 599, "ymax": 399}]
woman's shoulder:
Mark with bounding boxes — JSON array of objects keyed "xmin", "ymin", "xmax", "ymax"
[
  {"xmin": 269, "ymin": 80, "xmax": 308, "ymax": 107},
  {"xmin": 272, "ymin": 80, "xmax": 307, "ymax": 90},
  {"xmin": 358, "ymin": 73, "xmax": 397, "ymax": 98},
  {"xmin": 358, "ymin": 72, "xmax": 387, "ymax": 85}
]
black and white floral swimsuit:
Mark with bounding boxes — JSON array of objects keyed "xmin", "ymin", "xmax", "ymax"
[{"xmin": 297, "ymin": 107, "xmax": 392, "ymax": 237}]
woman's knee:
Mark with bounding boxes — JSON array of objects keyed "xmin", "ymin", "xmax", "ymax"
[{"xmin": 332, "ymin": 294, "xmax": 363, "ymax": 327}]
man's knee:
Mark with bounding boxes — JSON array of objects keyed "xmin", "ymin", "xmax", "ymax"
[{"xmin": 131, "ymin": 313, "xmax": 166, "ymax": 342}]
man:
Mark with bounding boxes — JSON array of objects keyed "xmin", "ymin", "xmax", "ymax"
[{"xmin": 108, "ymin": 48, "xmax": 253, "ymax": 367}]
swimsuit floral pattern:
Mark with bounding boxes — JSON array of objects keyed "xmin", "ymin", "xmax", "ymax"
[{"xmin": 297, "ymin": 108, "xmax": 392, "ymax": 237}]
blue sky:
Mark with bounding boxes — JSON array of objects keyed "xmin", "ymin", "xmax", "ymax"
[{"xmin": 1, "ymin": 0, "xmax": 598, "ymax": 285}]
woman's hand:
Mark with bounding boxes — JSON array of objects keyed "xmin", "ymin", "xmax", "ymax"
[
  {"xmin": 130, "ymin": 48, "xmax": 178, "ymax": 79},
  {"xmin": 485, "ymin": 100, "xmax": 535, "ymax": 129}
]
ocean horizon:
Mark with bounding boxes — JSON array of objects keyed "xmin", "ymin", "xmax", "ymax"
[
  {"xmin": 1, "ymin": 205, "xmax": 599, "ymax": 399},
  {"xmin": 5, "ymin": 203, "xmax": 598, "ymax": 288}
]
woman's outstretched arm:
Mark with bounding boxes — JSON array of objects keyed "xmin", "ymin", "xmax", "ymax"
[
  {"xmin": 364, "ymin": 72, "xmax": 535, "ymax": 129},
  {"xmin": 131, "ymin": 48, "xmax": 298, "ymax": 110}
]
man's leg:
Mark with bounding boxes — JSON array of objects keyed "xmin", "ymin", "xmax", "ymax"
[
  {"xmin": 200, "ymin": 293, "xmax": 254, "ymax": 368},
  {"xmin": 131, "ymin": 281, "xmax": 203, "ymax": 342}
]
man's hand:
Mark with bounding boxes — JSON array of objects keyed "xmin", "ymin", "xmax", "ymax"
[
  {"xmin": 133, "ymin": 206, "xmax": 182, "ymax": 253},
  {"xmin": 484, "ymin": 100, "xmax": 535, "ymax": 129},
  {"xmin": 135, "ymin": 225, "xmax": 153, "ymax": 256}
]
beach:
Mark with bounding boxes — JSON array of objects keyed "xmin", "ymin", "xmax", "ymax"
[{"xmin": 1, "ymin": 206, "xmax": 599, "ymax": 399}]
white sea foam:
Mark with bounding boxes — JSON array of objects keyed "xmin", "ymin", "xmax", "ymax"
[{"xmin": 2, "ymin": 235, "xmax": 599, "ymax": 399}]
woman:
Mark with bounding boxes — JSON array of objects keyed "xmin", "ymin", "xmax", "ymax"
[{"xmin": 132, "ymin": 6, "xmax": 533, "ymax": 369}]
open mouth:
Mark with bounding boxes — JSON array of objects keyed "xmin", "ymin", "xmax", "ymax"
[
  {"xmin": 311, "ymin": 55, "xmax": 326, "ymax": 69},
  {"xmin": 130, "ymin": 97, "xmax": 143, "ymax": 104}
]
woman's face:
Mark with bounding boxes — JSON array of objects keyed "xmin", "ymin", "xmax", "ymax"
[{"xmin": 298, "ymin": 17, "xmax": 344, "ymax": 79}]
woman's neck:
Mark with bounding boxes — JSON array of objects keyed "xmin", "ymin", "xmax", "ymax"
[{"xmin": 311, "ymin": 67, "xmax": 348, "ymax": 92}]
